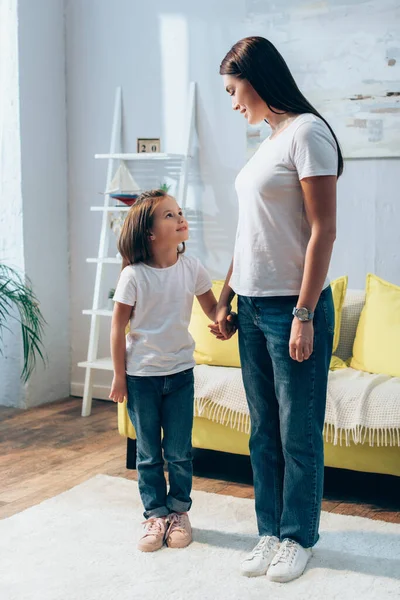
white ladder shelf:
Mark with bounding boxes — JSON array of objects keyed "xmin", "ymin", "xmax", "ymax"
[{"xmin": 79, "ymin": 83, "xmax": 196, "ymax": 416}]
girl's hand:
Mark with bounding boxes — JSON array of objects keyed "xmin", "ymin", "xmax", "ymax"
[
  {"xmin": 213, "ymin": 303, "xmax": 231, "ymax": 338},
  {"xmin": 208, "ymin": 311, "xmax": 238, "ymax": 340},
  {"xmin": 109, "ymin": 375, "xmax": 128, "ymax": 403},
  {"xmin": 289, "ymin": 319, "xmax": 314, "ymax": 362}
]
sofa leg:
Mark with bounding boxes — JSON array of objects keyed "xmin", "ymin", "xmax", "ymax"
[{"xmin": 126, "ymin": 437, "xmax": 137, "ymax": 470}]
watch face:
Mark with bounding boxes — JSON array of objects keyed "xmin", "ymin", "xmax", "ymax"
[{"xmin": 296, "ymin": 307, "xmax": 309, "ymax": 321}]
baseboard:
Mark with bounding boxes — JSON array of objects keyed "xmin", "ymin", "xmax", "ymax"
[{"xmin": 70, "ymin": 382, "xmax": 112, "ymax": 401}]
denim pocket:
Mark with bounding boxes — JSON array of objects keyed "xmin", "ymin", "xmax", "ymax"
[{"xmin": 321, "ymin": 296, "xmax": 335, "ymax": 334}]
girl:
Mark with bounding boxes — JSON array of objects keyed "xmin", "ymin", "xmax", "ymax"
[
  {"xmin": 109, "ymin": 189, "xmax": 232, "ymax": 553},
  {"xmin": 212, "ymin": 36, "xmax": 341, "ymax": 583}
]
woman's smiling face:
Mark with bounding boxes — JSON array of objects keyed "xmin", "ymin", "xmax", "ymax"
[{"xmin": 223, "ymin": 74, "xmax": 267, "ymax": 125}]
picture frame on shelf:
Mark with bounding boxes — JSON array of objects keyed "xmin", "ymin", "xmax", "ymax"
[{"xmin": 137, "ymin": 138, "xmax": 161, "ymax": 153}]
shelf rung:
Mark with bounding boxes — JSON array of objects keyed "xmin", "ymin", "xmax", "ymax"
[
  {"xmin": 86, "ymin": 258, "xmax": 121, "ymax": 264},
  {"xmin": 78, "ymin": 357, "xmax": 113, "ymax": 371},
  {"xmin": 82, "ymin": 309, "xmax": 113, "ymax": 316},
  {"xmin": 90, "ymin": 206, "xmax": 130, "ymax": 212},
  {"xmin": 95, "ymin": 153, "xmax": 185, "ymax": 161}
]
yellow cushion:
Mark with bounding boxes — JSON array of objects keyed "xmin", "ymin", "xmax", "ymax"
[
  {"xmin": 350, "ymin": 274, "xmax": 400, "ymax": 377},
  {"xmin": 189, "ymin": 280, "xmax": 240, "ymax": 367},
  {"xmin": 329, "ymin": 356, "xmax": 348, "ymax": 370},
  {"xmin": 330, "ymin": 275, "xmax": 348, "ymax": 353}
]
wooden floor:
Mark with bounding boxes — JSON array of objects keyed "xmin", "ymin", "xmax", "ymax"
[{"xmin": 1, "ymin": 397, "xmax": 399, "ymax": 523}]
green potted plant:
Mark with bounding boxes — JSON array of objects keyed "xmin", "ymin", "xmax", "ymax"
[
  {"xmin": 108, "ymin": 288, "xmax": 115, "ymax": 310},
  {"xmin": 0, "ymin": 264, "xmax": 46, "ymax": 382},
  {"xmin": 160, "ymin": 182, "xmax": 171, "ymax": 193}
]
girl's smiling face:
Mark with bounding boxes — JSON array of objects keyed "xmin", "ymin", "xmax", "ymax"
[
  {"xmin": 149, "ymin": 196, "xmax": 189, "ymax": 246},
  {"xmin": 223, "ymin": 74, "xmax": 268, "ymax": 125}
]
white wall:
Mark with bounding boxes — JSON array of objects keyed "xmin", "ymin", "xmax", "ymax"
[
  {"xmin": 17, "ymin": 0, "xmax": 70, "ymax": 408},
  {"xmin": 0, "ymin": 0, "xmax": 70, "ymax": 408},
  {"xmin": 66, "ymin": 0, "xmax": 400, "ymax": 399},
  {"xmin": 334, "ymin": 158, "xmax": 399, "ymax": 286},
  {"xmin": 0, "ymin": 0, "xmax": 25, "ymax": 406}
]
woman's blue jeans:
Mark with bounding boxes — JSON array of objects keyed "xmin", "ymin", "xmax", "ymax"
[
  {"xmin": 238, "ymin": 286, "xmax": 334, "ymax": 548},
  {"xmin": 126, "ymin": 368, "xmax": 194, "ymax": 519}
]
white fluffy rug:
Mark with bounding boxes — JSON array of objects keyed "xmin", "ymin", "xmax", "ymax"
[{"xmin": 1, "ymin": 475, "xmax": 399, "ymax": 600}]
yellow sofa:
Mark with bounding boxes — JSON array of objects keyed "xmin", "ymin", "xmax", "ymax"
[
  {"xmin": 118, "ymin": 286, "xmax": 400, "ymax": 477},
  {"xmin": 119, "ymin": 402, "xmax": 400, "ymax": 476}
]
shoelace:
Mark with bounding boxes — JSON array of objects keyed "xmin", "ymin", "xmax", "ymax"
[
  {"xmin": 141, "ymin": 517, "xmax": 165, "ymax": 537},
  {"xmin": 167, "ymin": 512, "xmax": 186, "ymax": 533},
  {"xmin": 271, "ymin": 539, "xmax": 298, "ymax": 565},
  {"xmin": 249, "ymin": 536, "xmax": 277, "ymax": 558}
]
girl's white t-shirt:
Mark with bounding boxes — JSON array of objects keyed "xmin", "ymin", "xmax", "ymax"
[
  {"xmin": 113, "ymin": 254, "xmax": 212, "ymax": 376},
  {"xmin": 230, "ymin": 113, "xmax": 338, "ymax": 297}
]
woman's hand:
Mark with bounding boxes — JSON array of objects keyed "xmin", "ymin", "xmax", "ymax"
[
  {"xmin": 109, "ymin": 375, "xmax": 128, "ymax": 403},
  {"xmin": 289, "ymin": 319, "xmax": 314, "ymax": 362},
  {"xmin": 208, "ymin": 306, "xmax": 238, "ymax": 340}
]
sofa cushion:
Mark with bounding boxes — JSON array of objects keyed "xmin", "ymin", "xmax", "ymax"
[
  {"xmin": 189, "ymin": 280, "xmax": 240, "ymax": 367},
  {"xmin": 329, "ymin": 356, "xmax": 348, "ymax": 370},
  {"xmin": 350, "ymin": 274, "xmax": 400, "ymax": 377},
  {"xmin": 330, "ymin": 275, "xmax": 348, "ymax": 353},
  {"xmin": 334, "ymin": 290, "xmax": 365, "ymax": 361}
]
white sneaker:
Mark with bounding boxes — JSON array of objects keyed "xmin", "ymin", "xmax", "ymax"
[
  {"xmin": 241, "ymin": 535, "xmax": 280, "ymax": 577},
  {"xmin": 267, "ymin": 538, "xmax": 312, "ymax": 583}
]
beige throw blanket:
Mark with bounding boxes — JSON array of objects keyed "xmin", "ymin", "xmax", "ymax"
[{"xmin": 194, "ymin": 365, "xmax": 400, "ymax": 447}]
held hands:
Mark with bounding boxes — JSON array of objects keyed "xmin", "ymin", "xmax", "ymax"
[
  {"xmin": 289, "ymin": 318, "xmax": 314, "ymax": 362},
  {"xmin": 208, "ymin": 303, "xmax": 238, "ymax": 341},
  {"xmin": 209, "ymin": 303, "xmax": 313, "ymax": 360},
  {"xmin": 109, "ymin": 375, "xmax": 127, "ymax": 403}
]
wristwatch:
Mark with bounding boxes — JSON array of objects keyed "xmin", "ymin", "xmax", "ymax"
[{"xmin": 292, "ymin": 306, "xmax": 314, "ymax": 322}]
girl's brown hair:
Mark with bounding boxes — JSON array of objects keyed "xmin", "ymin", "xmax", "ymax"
[
  {"xmin": 117, "ymin": 189, "xmax": 185, "ymax": 269},
  {"xmin": 220, "ymin": 36, "xmax": 343, "ymax": 177}
]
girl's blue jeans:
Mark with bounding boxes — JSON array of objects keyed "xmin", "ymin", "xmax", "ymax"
[{"xmin": 126, "ymin": 368, "xmax": 194, "ymax": 519}]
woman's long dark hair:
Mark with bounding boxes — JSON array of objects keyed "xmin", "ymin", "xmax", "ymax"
[{"xmin": 220, "ymin": 36, "xmax": 343, "ymax": 177}]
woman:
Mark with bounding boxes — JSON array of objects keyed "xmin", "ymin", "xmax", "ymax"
[{"xmin": 214, "ymin": 36, "xmax": 342, "ymax": 583}]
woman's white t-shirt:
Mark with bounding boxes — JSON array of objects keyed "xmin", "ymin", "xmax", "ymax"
[
  {"xmin": 113, "ymin": 254, "xmax": 212, "ymax": 376},
  {"xmin": 230, "ymin": 113, "xmax": 338, "ymax": 297}
]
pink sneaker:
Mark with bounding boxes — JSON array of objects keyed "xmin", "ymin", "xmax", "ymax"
[
  {"xmin": 166, "ymin": 512, "xmax": 192, "ymax": 549},
  {"xmin": 137, "ymin": 517, "xmax": 168, "ymax": 552}
]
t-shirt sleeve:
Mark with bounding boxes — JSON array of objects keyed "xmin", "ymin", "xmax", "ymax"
[
  {"xmin": 195, "ymin": 259, "xmax": 212, "ymax": 296},
  {"xmin": 291, "ymin": 119, "xmax": 338, "ymax": 180},
  {"xmin": 113, "ymin": 266, "xmax": 137, "ymax": 306}
]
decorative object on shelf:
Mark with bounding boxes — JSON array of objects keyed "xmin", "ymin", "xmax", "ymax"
[
  {"xmin": 107, "ymin": 288, "xmax": 115, "ymax": 310},
  {"xmin": 106, "ymin": 162, "xmax": 141, "ymax": 206},
  {"xmin": 160, "ymin": 182, "xmax": 171, "ymax": 193},
  {"xmin": 137, "ymin": 138, "xmax": 160, "ymax": 153},
  {"xmin": 0, "ymin": 263, "xmax": 46, "ymax": 382},
  {"xmin": 110, "ymin": 212, "xmax": 126, "ymax": 239}
]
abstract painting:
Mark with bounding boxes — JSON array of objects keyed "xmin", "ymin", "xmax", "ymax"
[{"xmin": 245, "ymin": 0, "xmax": 400, "ymax": 158}]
